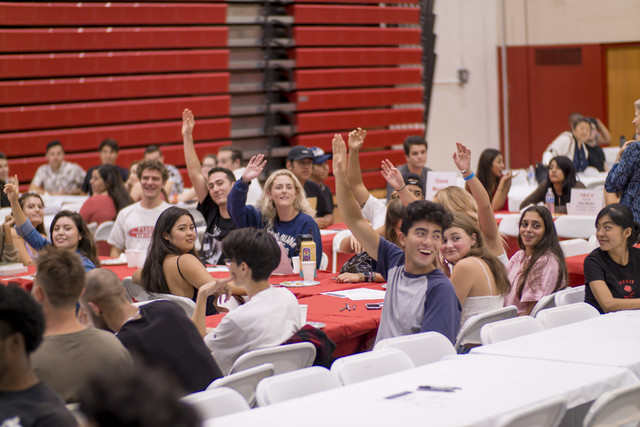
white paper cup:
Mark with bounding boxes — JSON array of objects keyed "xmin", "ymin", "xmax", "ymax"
[
  {"xmin": 301, "ymin": 261, "xmax": 315, "ymax": 282},
  {"xmin": 125, "ymin": 250, "xmax": 146, "ymax": 269},
  {"xmin": 299, "ymin": 304, "xmax": 308, "ymax": 325},
  {"xmin": 291, "ymin": 256, "xmax": 300, "ymax": 274}
]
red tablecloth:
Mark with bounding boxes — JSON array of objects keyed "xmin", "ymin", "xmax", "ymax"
[{"xmin": 566, "ymin": 253, "xmax": 588, "ymax": 287}]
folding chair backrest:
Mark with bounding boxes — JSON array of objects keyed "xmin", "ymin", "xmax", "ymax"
[
  {"xmin": 554, "ymin": 285, "xmax": 585, "ymax": 306},
  {"xmin": 583, "ymin": 383, "xmax": 640, "ymax": 427},
  {"xmin": 559, "ymin": 239, "xmax": 593, "ymax": 257},
  {"xmin": 480, "ymin": 316, "xmax": 545, "ymax": 345},
  {"xmin": 256, "ymin": 366, "xmax": 341, "ymax": 406},
  {"xmin": 530, "ymin": 293, "xmax": 557, "ymax": 318},
  {"xmin": 148, "ymin": 292, "xmax": 196, "ymax": 318},
  {"xmin": 373, "ymin": 331, "xmax": 455, "ymax": 366},
  {"xmin": 455, "ymin": 305, "xmax": 518, "ymax": 350},
  {"xmin": 122, "ymin": 277, "xmax": 150, "ymax": 303},
  {"xmin": 553, "ymin": 215, "xmax": 595, "ymax": 239},
  {"xmin": 498, "ymin": 214, "xmax": 521, "ymax": 237},
  {"xmin": 94, "ymin": 220, "xmax": 114, "ymax": 243},
  {"xmin": 536, "ymin": 302, "xmax": 599, "ymax": 329},
  {"xmin": 207, "ymin": 363, "xmax": 274, "ymax": 408},
  {"xmin": 495, "ymin": 396, "xmax": 567, "ymax": 427},
  {"xmin": 181, "ymin": 387, "xmax": 250, "ymax": 420},
  {"xmin": 228, "ymin": 342, "xmax": 316, "ymax": 376},
  {"xmin": 330, "ymin": 347, "xmax": 414, "ymax": 386}
]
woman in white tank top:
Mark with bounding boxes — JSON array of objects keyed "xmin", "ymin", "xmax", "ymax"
[{"xmin": 441, "ymin": 213, "xmax": 511, "ymax": 327}]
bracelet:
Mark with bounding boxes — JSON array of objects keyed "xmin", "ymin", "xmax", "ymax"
[
  {"xmin": 463, "ymin": 171, "xmax": 475, "ymax": 181},
  {"xmin": 460, "ymin": 168, "xmax": 469, "ymax": 175},
  {"xmin": 394, "ymin": 183, "xmax": 406, "ymax": 192}
]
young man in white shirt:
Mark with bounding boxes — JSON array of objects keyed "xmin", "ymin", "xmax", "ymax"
[
  {"xmin": 108, "ymin": 159, "xmax": 171, "ymax": 257},
  {"xmin": 204, "ymin": 227, "xmax": 301, "ymax": 374}
]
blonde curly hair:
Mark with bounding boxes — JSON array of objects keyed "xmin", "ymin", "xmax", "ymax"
[{"xmin": 258, "ymin": 169, "xmax": 316, "ymax": 226}]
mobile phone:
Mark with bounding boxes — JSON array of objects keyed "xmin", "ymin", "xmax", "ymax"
[{"xmin": 365, "ymin": 303, "xmax": 383, "ymax": 310}]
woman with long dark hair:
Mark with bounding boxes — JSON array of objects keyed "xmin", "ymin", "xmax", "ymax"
[
  {"xmin": 474, "ymin": 148, "xmax": 514, "ymax": 212},
  {"xmin": 520, "ymin": 155, "xmax": 586, "ymax": 214},
  {"xmin": 135, "ymin": 207, "xmax": 237, "ymax": 314},
  {"xmin": 504, "ymin": 205, "xmax": 567, "ymax": 315},
  {"xmin": 4, "ymin": 176, "xmax": 100, "ymax": 270},
  {"xmin": 80, "ymin": 164, "xmax": 133, "ymax": 225},
  {"xmin": 584, "ymin": 203, "xmax": 640, "ymax": 313}
]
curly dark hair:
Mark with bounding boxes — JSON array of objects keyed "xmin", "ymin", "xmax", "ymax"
[
  {"xmin": 0, "ymin": 284, "xmax": 45, "ymax": 354},
  {"xmin": 400, "ymin": 200, "xmax": 453, "ymax": 236}
]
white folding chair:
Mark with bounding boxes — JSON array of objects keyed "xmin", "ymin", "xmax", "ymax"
[
  {"xmin": 330, "ymin": 347, "xmax": 414, "ymax": 386},
  {"xmin": 536, "ymin": 302, "xmax": 599, "ymax": 329},
  {"xmin": 148, "ymin": 292, "xmax": 196, "ymax": 318},
  {"xmin": 583, "ymin": 383, "xmax": 640, "ymax": 427},
  {"xmin": 61, "ymin": 202, "xmax": 84, "ymax": 213},
  {"xmin": 553, "ymin": 215, "xmax": 596, "ymax": 239},
  {"xmin": 530, "ymin": 292, "xmax": 557, "ymax": 318},
  {"xmin": 256, "ymin": 366, "xmax": 341, "ymax": 406},
  {"xmin": 588, "ymin": 234, "xmax": 600, "ymax": 249},
  {"xmin": 320, "ymin": 252, "xmax": 328, "ymax": 271},
  {"xmin": 373, "ymin": 331, "xmax": 455, "ymax": 366},
  {"xmin": 554, "ymin": 285, "xmax": 585, "ymax": 306},
  {"xmin": 480, "ymin": 316, "xmax": 545, "ymax": 345},
  {"xmin": 498, "ymin": 214, "xmax": 521, "ymax": 237},
  {"xmin": 495, "ymin": 396, "xmax": 567, "ymax": 427},
  {"xmin": 455, "ymin": 305, "xmax": 518, "ymax": 351},
  {"xmin": 94, "ymin": 220, "xmax": 114, "ymax": 243},
  {"xmin": 560, "ymin": 238, "xmax": 594, "ymax": 257},
  {"xmin": 181, "ymin": 387, "xmax": 250, "ymax": 420},
  {"xmin": 122, "ymin": 277, "xmax": 150, "ymax": 303},
  {"xmin": 207, "ymin": 363, "xmax": 274, "ymax": 408},
  {"xmin": 331, "ymin": 229, "xmax": 352, "ymax": 273},
  {"xmin": 228, "ymin": 342, "xmax": 316, "ymax": 376},
  {"xmin": 86, "ymin": 222, "xmax": 98, "ymax": 235}
]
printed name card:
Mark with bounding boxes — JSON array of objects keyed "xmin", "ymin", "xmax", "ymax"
[
  {"xmin": 567, "ymin": 189, "xmax": 604, "ymax": 216},
  {"xmin": 426, "ymin": 172, "xmax": 458, "ymax": 201}
]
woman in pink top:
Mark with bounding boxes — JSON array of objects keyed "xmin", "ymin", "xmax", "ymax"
[
  {"xmin": 505, "ymin": 205, "xmax": 567, "ymax": 315},
  {"xmin": 80, "ymin": 164, "xmax": 133, "ymax": 225}
]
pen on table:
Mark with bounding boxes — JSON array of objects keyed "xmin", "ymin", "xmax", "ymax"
[
  {"xmin": 339, "ymin": 306, "xmax": 348, "ymax": 312},
  {"xmin": 345, "ymin": 303, "xmax": 351, "ymax": 311},
  {"xmin": 417, "ymin": 385, "xmax": 461, "ymax": 392},
  {"xmin": 352, "ymin": 304, "xmax": 356, "ymax": 310},
  {"xmin": 384, "ymin": 391, "xmax": 412, "ymax": 400}
]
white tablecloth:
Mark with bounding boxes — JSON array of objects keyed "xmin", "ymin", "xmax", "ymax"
[
  {"xmin": 208, "ymin": 354, "xmax": 637, "ymax": 427},
  {"xmin": 472, "ymin": 313, "xmax": 640, "ymax": 378}
]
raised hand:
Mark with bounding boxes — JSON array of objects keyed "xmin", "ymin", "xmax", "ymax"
[
  {"xmin": 348, "ymin": 128, "xmax": 367, "ymax": 151},
  {"xmin": 452, "ymin": 142, "xmax": 472, "ymax": 173},
  {"xmin": 349, "ymin": 235, "xmax": 362, "ymax": 254},
  {"xmin": 3, "ymin": 175, "xmax": 20, "ymax": 205},
  {"xmin": 380, "ymin": 159, "xmax": 404, "ymax": 191},
  {"xmin": 242, "ymin": 154, "xmax": 266, "ymax": 184},
  {"xmin": 182, "ymin": 109, "xmax": 195, "ymax": 137},
  {"xmin": 332, "ymin": 134, "xmax": 348, "ymax": 179}
]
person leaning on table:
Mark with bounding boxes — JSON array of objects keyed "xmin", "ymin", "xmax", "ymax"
[{"xmin": 584, "ymin": 204, "xmax": 640, "ymax": 313}]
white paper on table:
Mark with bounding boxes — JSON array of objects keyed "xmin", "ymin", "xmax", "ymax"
[
  {"xmin": 321, "ymin": 288, "xmax": 386, "ymax": 300},
  {"xmin": 206, "ymin": 266, "xmax": 230, "ymax": 272},
  {"xmin": 320, "ymin": 229, "xmax": 339, "ymax": 235}
]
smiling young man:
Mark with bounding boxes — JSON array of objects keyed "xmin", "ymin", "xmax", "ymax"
[
  {"xmin": 108, "ymin": 159, "xmax": 171, "ymax": 257},
  {"xmin": 182, "ymin": 109, "xmax": 237, "ymax": 264},
  {"xmin": 333, "ymin": 134, "xmax": 460, "ymax": 344},
  {"xmin": 204, "ymin": 228, "xmax": 301, "ymax": 374},
  {"xmin": 386, "ymin": 136, "xmax": 430, "ymax": 200}
]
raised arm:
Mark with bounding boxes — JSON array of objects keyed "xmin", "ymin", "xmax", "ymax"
[
  {"xmin": 4, "ymin": 176, "xmax": 49, "ymax": 251},
  {"xmin": 453, "ymin": 143, "xmax": 502, "ymax": 254},
  {"xmin": 227, "ymin": 155, "xmax": 266, "ymax": 228},
  {"xmin": 491, "ymin": 171, "xmax": 514, "ymax": 211},
  {"xmin": 182, "ymin": 109, "xmax": 208, "ymax": 203},
  {"xmin": 595, "ymin": 118, "xmax": 611, "ymax": 144},
  {"xmin": 333, "ymin": 134, "xmax": 380, "ymax": 260},
  {"xmin": 346, "ymin": 128, "xmax": 371, "ymax": 207},
  {"xmin": 381, "ymin": 159, "xmax": 418, "ymax": 206}
]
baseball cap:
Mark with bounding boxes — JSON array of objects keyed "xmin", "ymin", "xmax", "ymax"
[
  {"xmin": 287, "ymin": 146, "xmax": 314, "ymax": 161},
  {"xmin": 310, "ymin": 147, "xmax": 332, "ymax": 164},
  {"xmin": 403, "ymin": 172, "xmax": 424, "ymax": 190}
]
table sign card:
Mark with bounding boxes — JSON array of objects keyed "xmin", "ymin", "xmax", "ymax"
[
  {"xmin": 425, "ymin": 172, "xmax": 458, "ymax": 201},
  {"xmin": 567, "ymin": 189, "xmax": 604, "ymax": 216}
]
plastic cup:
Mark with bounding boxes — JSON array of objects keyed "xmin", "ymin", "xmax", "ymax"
[
  {"xmin": 291, "ymin": 256, "xmax": 300, "ymax": 274},
  {"xmin": 301, "ymin": 261, "xmax": 315, "ymax": 282},
  {"xmin": 299, "ymin": 304, "xmax": 308, "ymax": 325},
  {"xmin": 125, "ymin": 250, "xmax": 146, "ymax": 269}
]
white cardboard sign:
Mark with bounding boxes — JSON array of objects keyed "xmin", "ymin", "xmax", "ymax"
[
  {"xmin": 567, "ymin": 188, "xmax": 604, "ymax": 216},
  {"xmin": 426, "ymin": 172, "xmax": 458, "ymax": 201}
]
